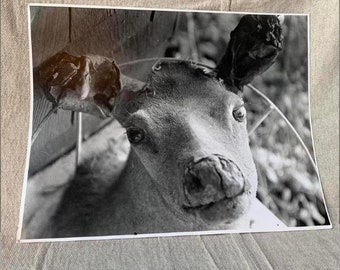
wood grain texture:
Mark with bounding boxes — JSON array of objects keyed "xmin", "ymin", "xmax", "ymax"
[
  {"xmin": 30, "ymin": 7, "xmax": 69, "ymax": 67},
  {"xmin": 30, "ymin": 7, "xmax": 177, "ymax": 174},
  {"xmin": 1, "ymin": 1, "xmax": 339, "ymax": 270}
]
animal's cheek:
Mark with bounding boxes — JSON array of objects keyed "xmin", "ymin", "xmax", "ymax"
[
  {"xmin": 231, "ymin": 117, "xmax": 248, "ymax": 133},
  {"xmin": 130, "ymin": 134, "xmax": 160, "ymax": 154},
  {"xmin": 133, "ymin": 142, "xmax": 180, "ymax": 178},
  {"xmin": 246, "ymin": 169, "xmax": 258, "ymax": 190}
]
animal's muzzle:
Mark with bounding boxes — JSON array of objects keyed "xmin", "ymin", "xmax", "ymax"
[{"xmin": 183, "ymin": 155, "xmax": 245, "ymax": 208}]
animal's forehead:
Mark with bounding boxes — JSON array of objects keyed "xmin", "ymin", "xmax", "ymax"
[
  {"xmin": 122, "ymin": 61, "xmax": 243, "ymax": 126},
  {"xmin": 141, "ymin": 60, "xmax": 240, "ymax": 103}
]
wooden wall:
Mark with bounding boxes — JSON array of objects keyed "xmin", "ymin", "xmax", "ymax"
[{"xmin": 29, "ymin": 7, "xmax": 177, "ymax": 175}]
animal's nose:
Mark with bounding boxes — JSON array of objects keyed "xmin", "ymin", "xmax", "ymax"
[{"xmin": 183, "ymin": 156, "xmax": 245, "ymax": 208}]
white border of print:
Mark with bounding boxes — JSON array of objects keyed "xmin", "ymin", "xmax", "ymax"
[{"xmin": 17, "ymin": 3, "xmax": 332, "ymax": 243}]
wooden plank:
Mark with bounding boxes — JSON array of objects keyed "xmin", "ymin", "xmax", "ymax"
[
  {"xmin": 30, "ymin": 7, "xmax": 74, "ymax": 174},
  {"xmin": 30, "ymin": 7, "xmax": 69, "ymax": 67},
  {"xmin": 30, "ymin": 7, "xmax": 178, "ymax": 174},
  {"xmin": 66, "ymin": 9, "xmax": 178, "ymax": 80},
  {"xmin": 29, "ymin": 111, "xmax": 105, "ymax": 176},
  {"xmin": 70, "ymin": 8, "xmax": 118, "ymax": 42},
  {"xmin": 30, "ymin": 7, "xmax": 69, "ymax": 131}
]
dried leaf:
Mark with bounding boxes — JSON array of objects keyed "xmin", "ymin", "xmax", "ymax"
[{"xmin": 34, "ymin": 51, "xmax": 121, "ymax": 118}]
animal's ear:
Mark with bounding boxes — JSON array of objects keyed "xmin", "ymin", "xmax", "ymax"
[
  {"xmin": 216, "ymin": 15, "xmax": 284, "ymax": 93},
  {"xmin": 112, "ymin": 79, "xmax": 147, "ymax": 124},
  {"xmin": 34, "ymin": 51, "xmax": 145, "ymax": 119}
]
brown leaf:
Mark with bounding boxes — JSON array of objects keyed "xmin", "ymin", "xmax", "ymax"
[{"xmin": 34, "ymin": 51, "xmax": 121, "ymax": 118}]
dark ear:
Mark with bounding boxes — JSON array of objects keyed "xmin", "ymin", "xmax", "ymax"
[{"xmin": 216, "ymin": 15, "xmax": 283, "ymax": 93}]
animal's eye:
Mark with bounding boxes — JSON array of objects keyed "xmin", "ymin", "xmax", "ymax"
[
  {"xmin": 232, "ymin": 106, "xmax": 246, "ymax": 122},
  {"xmin": 126, "ymin": 127, "xmax": 145, "ymax": 144}
]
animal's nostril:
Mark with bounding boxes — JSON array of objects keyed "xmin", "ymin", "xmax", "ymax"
[
  {"xmin": 218, "ymin": 158, "xmax": 245, "ymax": 197},
  {"xmin": 192, "ymin": 175, "xmax": 202, "ymax": 188},
  {"xmin": 185, "ymin": 173, "xmax": 204, "ymax": 193}
]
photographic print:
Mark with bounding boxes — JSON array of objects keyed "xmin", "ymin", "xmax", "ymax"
[{"xmin": 19, "ymin": 4, "xmax": 331, "ymax": 242}]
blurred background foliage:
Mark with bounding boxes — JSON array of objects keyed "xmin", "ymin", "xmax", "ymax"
[{"xmin": 164, "ymin": 12, "xmax": 329, "ymax": 226}]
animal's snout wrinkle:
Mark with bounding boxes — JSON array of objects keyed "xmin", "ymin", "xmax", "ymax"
[{"xmin": 183, "ymin": 156, "xmax": 245, "ymax": 208}]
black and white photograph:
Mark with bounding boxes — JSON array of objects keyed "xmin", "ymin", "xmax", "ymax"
[{"xmin": 19, "ymin": 4, "xmax": 331, "ymax": 242}]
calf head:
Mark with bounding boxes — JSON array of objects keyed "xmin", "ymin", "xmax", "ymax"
[{"xmin": 114, "ymin": 60, "xmax": 257, "ymax": 226}]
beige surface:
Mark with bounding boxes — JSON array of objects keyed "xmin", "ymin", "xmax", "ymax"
[{"xmin": 1, "ymin": 0, "xmax": 339, "ymax": 269}]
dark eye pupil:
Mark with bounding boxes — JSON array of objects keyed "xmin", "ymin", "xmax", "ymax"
[
  {"xmin": 233, "ymin": 107, "xmax": 246, "ymax": 122},
  {"xmin": 236, "ymin": 111, "xmax": 244, "ymax": 118},
  {"xmin": 127, "ymin": 128, "xmax": 145, "ymax": 144}
]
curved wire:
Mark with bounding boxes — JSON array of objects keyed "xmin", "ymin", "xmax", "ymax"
[
  {"xmin": 118, "ymin": 57, "xmax": 216, "ymax": 70},
  {"xmin": 246, "ymin": 83, "xmax": 318, "ymax": 172}
]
